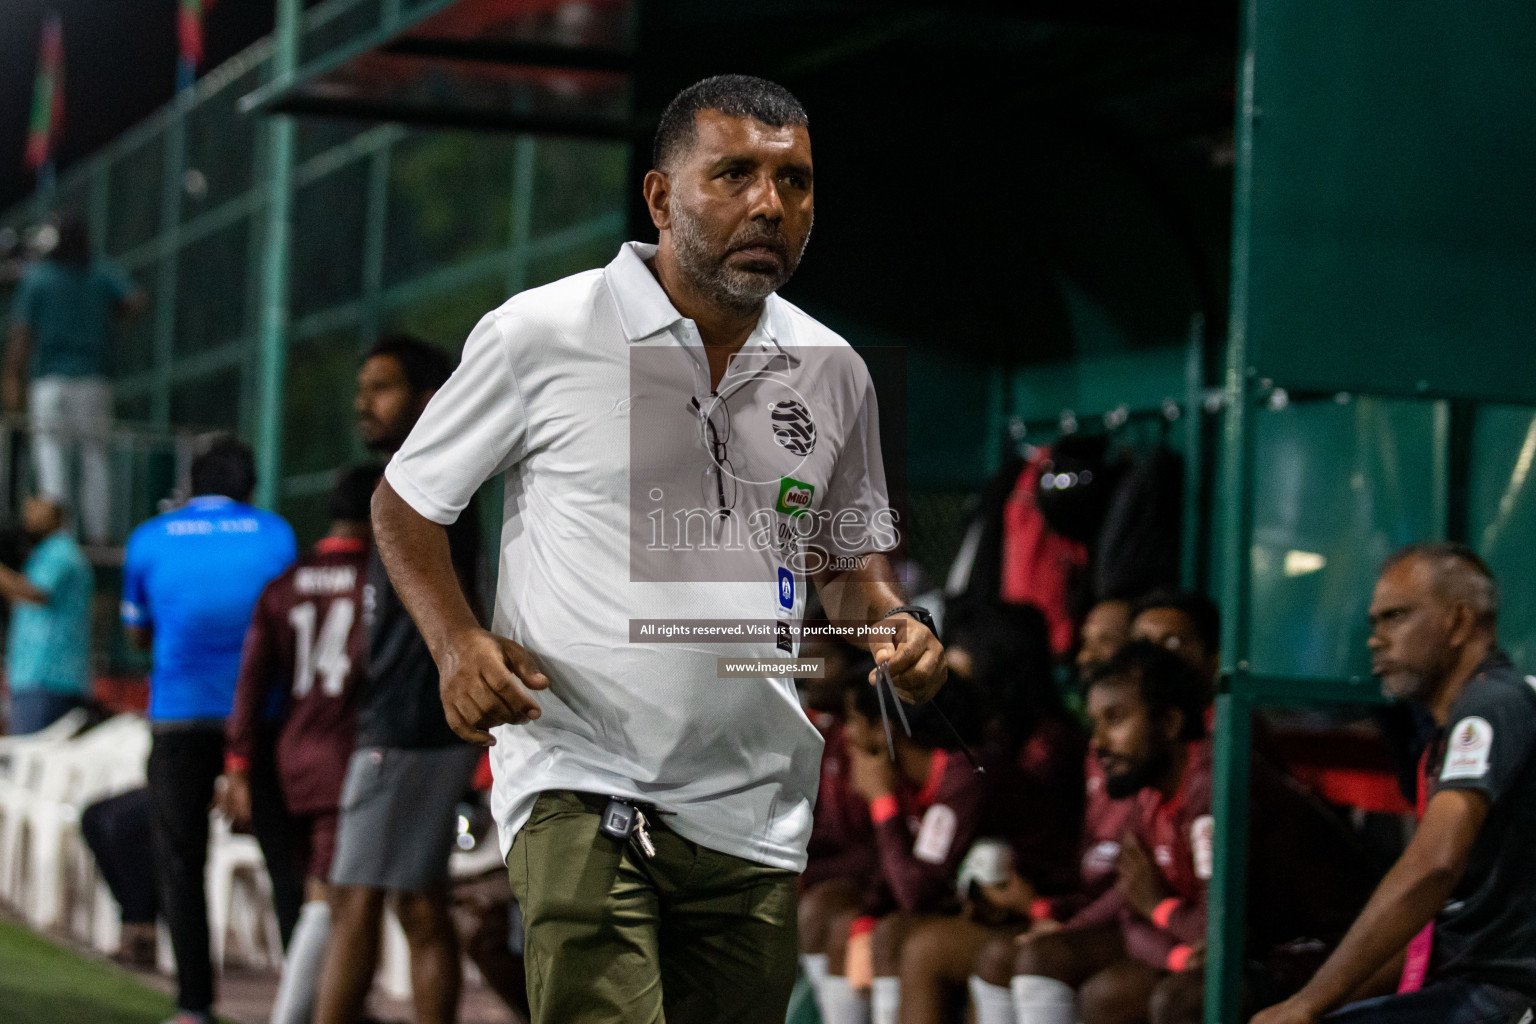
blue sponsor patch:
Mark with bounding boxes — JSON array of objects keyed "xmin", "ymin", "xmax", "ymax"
[{"xmin": 777, "ymin": 567, "xmax": 795, "ymax": 610}]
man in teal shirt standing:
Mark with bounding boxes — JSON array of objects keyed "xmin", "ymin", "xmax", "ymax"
[
  {"xmin": 4, "ymin": 217, "xmax": 144, "ymax": 545},
  {"xmin": 0, "ymin": 495, "xmax": 94, "ymax": 733}
]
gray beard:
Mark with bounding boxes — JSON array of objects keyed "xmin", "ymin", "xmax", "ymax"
[
  {"xmin": 1381, "ymin": 668, "xmax": 1434, "ymax": 702},
  {"xmin": 670, "ymin": 206, "xmax": 810, "ymax": 313}
]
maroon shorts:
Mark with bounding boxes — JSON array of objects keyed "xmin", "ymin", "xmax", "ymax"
[{"xmin": 291, "ymin": 809, "xmax": 340, "ymax": 881}]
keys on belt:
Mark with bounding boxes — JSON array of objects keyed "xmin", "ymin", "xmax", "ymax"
[{"xmin": 599, "ymin": 797, "xmax": 657, "ymax": 858}]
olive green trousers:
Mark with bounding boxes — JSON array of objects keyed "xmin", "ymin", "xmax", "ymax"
[{"xmin": 506, "ymin": 790, "xmax": 800, "ymax": 1024}]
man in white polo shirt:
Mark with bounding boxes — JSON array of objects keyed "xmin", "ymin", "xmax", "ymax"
[{"xmin": 371, "ymin": 74, "xmax": 947, "ymax": 1023}]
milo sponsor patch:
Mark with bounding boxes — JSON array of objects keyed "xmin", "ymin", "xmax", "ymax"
[{"xmin": 776, "ymin": 476, "xmax": 815, "ymax": 517}]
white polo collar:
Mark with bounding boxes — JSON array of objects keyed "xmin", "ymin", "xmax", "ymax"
[{"xmin": 606, "ymin": 241, "xmax": 796, "ymax": 359}]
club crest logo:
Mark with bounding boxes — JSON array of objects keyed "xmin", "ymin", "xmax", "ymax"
[
  {"xmin": 1441, "ymin": 716, "xmax": 1493, "ymax": 781},
  {"xmin": 769, "ymin": 399, "xmax": 816, "ymax": 456}
]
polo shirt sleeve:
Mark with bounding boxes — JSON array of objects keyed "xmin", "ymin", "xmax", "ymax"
[
  {"xmin": 1436, "ymin": 682, "xmax": 1536, "ymax": 805},
  {"xmin": 121, "ymin": 528, "xmax": 152, "ymax": 628},
  {"xmin": 24, "ymin": 539, "xmax": 70, "ymax": 600},
  {"xmin": 385, "ymin": 311, "xmax": 528, "ymax": 525},
  {"xmin": 817, "ymin": 365, "xmax": 895, "ymax": 557},
  {"xmin": 226, "ymin": 580, "xmax": 284, "ymax": 771}
]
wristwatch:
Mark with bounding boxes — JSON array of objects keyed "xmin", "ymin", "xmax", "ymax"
[{"xmin": 882, "ymin": 605, "xmax": 938, "ymax": 642}]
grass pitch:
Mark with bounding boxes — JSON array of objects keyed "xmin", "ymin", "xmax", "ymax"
[{"xmin": 0, "ymin": 918, "xmax": 178, "ymax": 1024}]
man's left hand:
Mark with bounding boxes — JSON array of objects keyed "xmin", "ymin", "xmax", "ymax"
[{"xmin": 868, "ymin": 613, "xmax": 947, "ymax": 705}]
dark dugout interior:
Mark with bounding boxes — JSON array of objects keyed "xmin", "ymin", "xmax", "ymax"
[{"xmin": 627, "ymin": 0, "xmax": 1238, "ymax": 370}]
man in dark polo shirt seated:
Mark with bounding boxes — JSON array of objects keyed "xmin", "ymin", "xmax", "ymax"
[{"xmin": 1252, "ymin": 543, "xmax": 1536, "ymax": 1024}]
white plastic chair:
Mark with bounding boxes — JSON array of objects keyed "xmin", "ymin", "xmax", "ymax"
[
  {"xmin": 20, "ymin": 715, "xmax": 149, "ymax": 928},
  {"xmin": 1, "ymin": 733, "xmax": 79, "ymax": 909},
  {"xmin": 0, "ymin": 706, "xmax": 89, "ymax": 765},
  {"xmin": 0, "ymin": 707, "xmax": 89, "ymax": 901},
  {"xmin": 49, "ymin": 718, "xmax": 152, "ymax": 941},
  {"xmin": 206, "ymin": 811, "xmax": 283, "ymax": 971}
]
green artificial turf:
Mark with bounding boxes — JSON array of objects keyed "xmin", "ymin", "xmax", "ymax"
[{"xmin": 0, "ymin": 919, "xmax": 178, "ymax": 1024}]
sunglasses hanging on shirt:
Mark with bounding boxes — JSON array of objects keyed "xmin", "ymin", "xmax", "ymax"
[{"xmin": 873, "ymin": 661, "xmax": 985, "ymax": 775}]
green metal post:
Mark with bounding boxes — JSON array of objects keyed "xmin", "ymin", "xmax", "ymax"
[
  {"xmin": 1443, "ymin": 400, "xmax": 1475, "ymax": 544},
  {"xmin": 1209, "ymin": 690, "xmax": 1254, "ymax": 1023},
  {"xmin": 151, "ymin": 101, "xmax": 189, "ymax": 429},
  {"xmin": 1430, "ymin": 399, "xmax": 1450, "ymax": 539},
  {"xmin": 252, "ymin": 0, "xmax": 301, "ymax": 510},
  {"xmin": 505, "ymin": 135, "xmax": 537, "ymax": 298},
  {"xmin": 1181, "ymin": 312, "xmax": 1206, "ymax": 589},
  {"xmin": 1206, "ymin": 1, "xmax": 1261, "ymax": 1021},
  {"xmin": 360, "ymin": 138, "xmax": 392, "ymax": 344}
]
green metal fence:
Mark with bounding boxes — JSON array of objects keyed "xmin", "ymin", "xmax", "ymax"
[
  {"xmin": 1, "ymin": 3, "xmax": 628, "ymax": 547},
  {"xmin": 9, "ymin": 6, "xmax": 1536, "ymax": 1015}
]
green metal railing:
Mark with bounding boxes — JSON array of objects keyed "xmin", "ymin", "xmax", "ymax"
[{"xmin": 0, "ymin": 0, "xmax": 630, "ymax": 544}]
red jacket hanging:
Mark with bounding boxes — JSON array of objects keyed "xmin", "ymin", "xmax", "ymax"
[{"xmin": 1000, "ymin": 449, "xmax": 1088, "ymax": 654}]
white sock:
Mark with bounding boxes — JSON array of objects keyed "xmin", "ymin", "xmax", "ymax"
[
  {"xmin": 820, "ymin": 975, "xmax": 871, "ymax": 1024},
  {"xmin": 1010, "ymin": 975, "xmax": 1076, "ymax": 1024},
  {"xmin": 970, "ymin": 975, "xmax": 1017, "ymax": 1024},
  {"xmin": 872, "ymin": 976, "xmax": 900, "ymax": 1024},
  {"xmin": 269, "ymin": 900, "xmax": 331, "ymax": 1024},
  {"xmin": 801, "ymin": 954, "xmax": 831, "ymax": 1019}
]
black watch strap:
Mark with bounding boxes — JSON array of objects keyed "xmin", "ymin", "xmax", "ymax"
[{"xmin": 882, "ymin": 605, "xmax": 937, "ymax": 640}]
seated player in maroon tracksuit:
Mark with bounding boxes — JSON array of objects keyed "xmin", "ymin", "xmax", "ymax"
[
  {"xmin": 885, "ymin": 602, "xmax": 1093, "ymax": 1024},
  {"xmin": 805, "ymin": 656, "xmax": 989, "ymax": 1024},
  {"xmin": 218, "ymin": 466, "xmax": 381, "ymax": 1024},
  {"xmin": 802, "ymin": 641, "xmax": 879, "ymax": 892},
  {"xmin": 798, "ymin": 643, "xmax": 883, "ymax": 1005},
  {"xmin": 974, "ymin": 642, "xmax": 1372, "ymax": 1024},
  {"xmin": 957, "ymin": 742, "xmax": 1144, "ymax": 1024}
]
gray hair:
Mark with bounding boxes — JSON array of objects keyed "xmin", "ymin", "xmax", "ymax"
[{"xmin": 1382, "ymin": 542, "xmax": 1499, "ymax": 627}]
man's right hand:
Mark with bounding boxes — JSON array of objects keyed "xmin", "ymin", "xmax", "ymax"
[{"xmin": 438, "ymin": 628, "xmax": 550, "ymax": 746}]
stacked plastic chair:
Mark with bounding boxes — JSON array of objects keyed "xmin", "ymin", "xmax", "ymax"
[
  {"xmin": 206, "ymin": 809, "xmax": 284, "ymax": 971},
  {"xmin": 10, "ymin": 714, "xmax": 150, "ymax": 930},
  {"xmin": 0, "ymin": 707, "xmax": 91, "ymax": 907}
]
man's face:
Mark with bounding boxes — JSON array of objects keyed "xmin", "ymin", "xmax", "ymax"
[
  {"xmin": 1078, "ymin": 600, "xmax": 1132, "ymax": 674},
  {"xmin": 654, "ymin": 110, "xmax": 815, "ymax": 310},
  {"xmin": 1087, "ymin": 675, "xmax": 1176, "ymax": 800},
  {"xmin": 22, "ymin": 497, "xmax": 59, "ymax": 538},
  {"xmin": 1132, "ymin": 608, "xmax": 1215, "ymax": 680},
  {"xmin": 1368, "ymin": 557, "xmax": 1461, "ymax": 701},
  {"xmin": 355, "ymin": 355, "xmax": 425, "ymax": 453}
]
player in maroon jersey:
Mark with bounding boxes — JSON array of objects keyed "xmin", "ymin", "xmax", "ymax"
[
  {"xmin": 218, "ymin": 465, "xmax": 381, "ymax": 1024},
  {"xmin": 897, "ymin": 599, "xmax": 1129, "ymax": 1024},
  {"xmin": 974, "ymin": 642, "xmax": 1369, "ymax": 1024},
  {"xmin": 804, "ymin": 657, "xmax": 988, "ymax": 1024}
]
